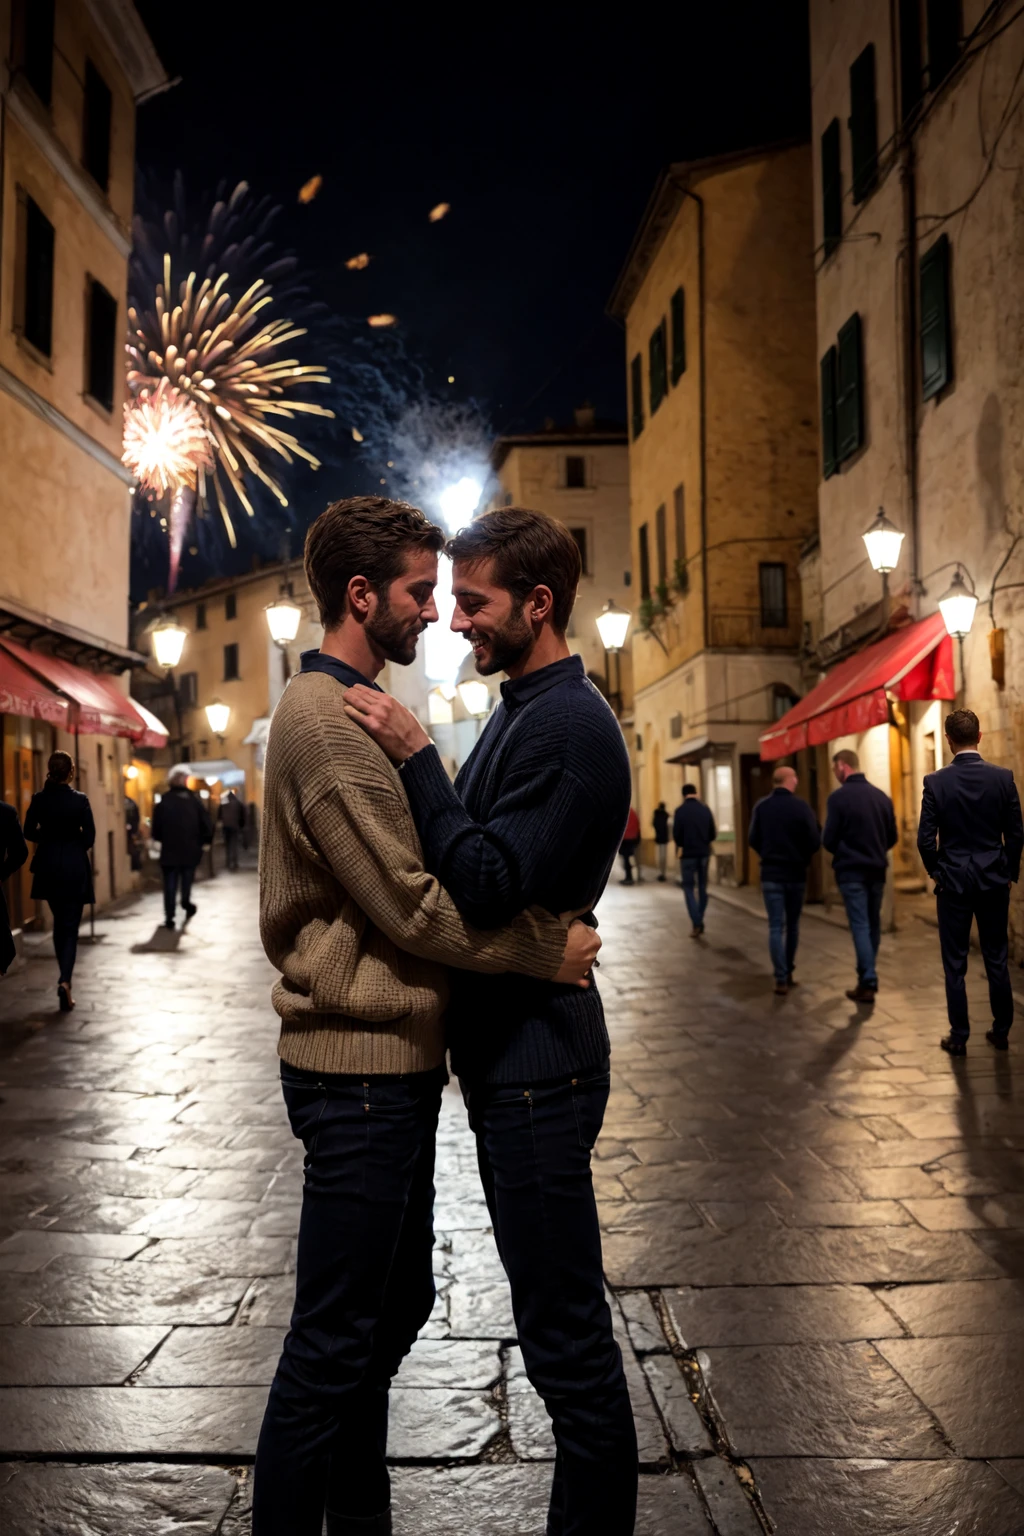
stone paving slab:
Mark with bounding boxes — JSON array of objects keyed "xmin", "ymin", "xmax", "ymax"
[
  {"xmin": 876, "ymin": 1334, "xmax": 1024, "ymax": 1456},
  {"xmin": 0, "ymin": 1462, "xmax": 238, "ymax": 1536},
  {"xmin": 0, "ymin": 1324, "xmax": 168, "ymax": 1384}
]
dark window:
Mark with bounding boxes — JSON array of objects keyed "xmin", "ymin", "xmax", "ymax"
[
  {"xmin": 20, "ymin": 195, "xmax": 55, "ymax": 357},
  {"xmin": 17, "ymin": 0, "xmax": 55, "ymax": 106},
  {"xmin": 899, "ymin": 0, "xmax": 924, "ymax": 120},
  {"xmin": 82, "ymin": 60, "xmax": 113, "ymax": 191},
  {"xmin": 181, "ymin": 743, "xmax": 193, "ymax": 763},
  {"xmin": 836, "ymin": 313, "xmax": 864, "ymax": 461},
  {"xmin": 223, "ymin": 642, "xmax": 239, "ymax": 680},
  {"xmin": 773, "ymin": 684, "xmax": 798, "ymax": 720},
  {"xmin": 649, "ymin": 320, "xmax": 668, "ymax": 415},
  {"xmin": 759, "ymin": 564, "xmax": 788, "ymax": 629},
  {"xmin": 920, "ymin": 233, "xmax": 952, "ymax": 400},
  {"xmin": 927, "ymin": 0, "xmax": 960, "ymax": 89},
  {"xmin": 669, "ymin": 712, "xmax": 683, "ymax": 739},
  {"xmin": 849, "ymin": 44, "xmax": 879, "ymax": 203},
  {"xmin": 195, "ymin": 601, "xmax": 207, "ymax": 630},
  {"xmin": 639, "ymin": 523, "xmax": 651, "ymax": 601},
  {"xmin": 86, "ymin": 279, "xmax": 117, "ymax": 410},
  {"xmin": 820, "ymin": 345, "xmax": 838, "ymax": 479},
  {"xmin": 178, "ymin": 671, "xmax": 198, "ymax": 707},
  {"xmin": 566, "ymin": 455, "xmax": 586, "ymax": 489},
  {"xmin": 225, "ymin": 593, "xmax": 237, "ymax": 621},
  {"xmin": 670, "ymin": 287, "xmax": 686, "ymax": 382},
  {"xmin": 569, "ymin": 527, "xmax": 589, "ymax": 575},
  {"xmin": 821, "ymin": 118, "xmax": 842, "ymax": 257},
  {"xmin": 630, "ymin": 354, "xmax": 644, "ymax": 439},
  {"xmin": 673, "ymin": 484, "xmax": 688, "ymax": 593},
  {"xmin": 655, "ymin": 503, "xmax": 668, "ymax": 587}
]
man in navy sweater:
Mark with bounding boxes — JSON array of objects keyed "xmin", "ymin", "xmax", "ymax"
[
  {"xmin": 749, "ymin": 764, "xmax": 821, "ymax": 995},
  {"xmin": 917, "ymin": 708, "xmax": 1023, "ymax": 1055},
  {"xmin": 823, "ymin": 749, "xmax": 898, "ymax": 1004},
  {"xmin": 673, "ymin": 784, "xmax": 716, "ymax": 935},
  {"xmin": 345, "ymin": 507, "xmax": 637, "ymax": 1535}
]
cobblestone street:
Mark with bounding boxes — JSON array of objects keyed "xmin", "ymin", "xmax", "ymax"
[{"xmin": 1, "ymin": 866, "xmax": 1023, "ymax": 1533}]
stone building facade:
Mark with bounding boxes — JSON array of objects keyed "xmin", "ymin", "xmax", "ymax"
[{"xmin": 608, "ymin": 142, "xmax": 820, "ymax": 881}]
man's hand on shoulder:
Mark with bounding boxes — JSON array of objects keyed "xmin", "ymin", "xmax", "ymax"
[{"xmin": 344, "ymin": 686, "xmax": 432, "ymax": 763}]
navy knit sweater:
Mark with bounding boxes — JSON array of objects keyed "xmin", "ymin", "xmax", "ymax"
[{"xmin": 399, "ymin": 654, "xmax": 631, "ymax": 1083}]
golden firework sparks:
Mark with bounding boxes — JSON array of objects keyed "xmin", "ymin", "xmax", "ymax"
[
  {"xmin": 428, "ymin": 202, "xmax": 450, "ymax": 222},
  {"xmin": 351, "ymin": 427, "xmax": 364, "ymax": 442},
  {"xmin": 122, "ymin": 380, "xmax": 213, "ymax": 494},
  {"xmin": 298, "ymin": 174, "xmax": 323, "ymax": 204},
  {"xmin": 367, "ymin": 313, "xmax": 397, "ymax": 327},
  {"xmin": 345, "ymin": 252, "xmax": 371, "ymax": 270}
]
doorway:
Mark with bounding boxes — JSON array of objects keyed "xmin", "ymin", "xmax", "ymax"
[{"xmin": 739, "ymin": 753, "xmax": 770, "ymax": 885}]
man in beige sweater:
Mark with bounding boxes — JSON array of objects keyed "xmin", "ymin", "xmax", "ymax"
[{"xmin": 252, "ymin": 496, "xmax": 598, "ymax": 1536}]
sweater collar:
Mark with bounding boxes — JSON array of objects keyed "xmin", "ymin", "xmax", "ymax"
[
  {"xmin": 299, "ymin": 649, "xmax": 381, "ymax": 692},
  {"xmin": 500, "ymin": 654, "xmax": 583, "ymax": 713}
]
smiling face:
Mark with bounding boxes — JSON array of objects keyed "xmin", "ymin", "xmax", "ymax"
[
  {"xmin": 366, "ymin": 548, "xmax": 440, "ymax": 666},
  {"xmin": 451, "ymin": 557, "xmax": 536, "ymax": 676}
]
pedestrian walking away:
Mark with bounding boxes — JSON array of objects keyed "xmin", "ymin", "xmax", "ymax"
[
  {"xmin": 218, "ymin": 787, "xmax": 246, "ymax": 870},
  {"xmin": 748, "ymin": 764, "xmax": 821, "ymax": 995},
  {"xmin": 346, "ymin": 505, "xmax": 639, "ymax": 1536},
  {"xmin": 0, "ymin": 798, "xmax": 28, "ymax": 976},
  {"xmin": 22, "ymin": 750, "xmax": 95, "ymax": 1010},
  {"xmin": 823, "ymin": 749, "xmax": 897, "ymax": 1004},
  {"xmin": 652, "ymin": 800, "xmax": 670, "ymax": 881},
  {"xmin": 917, "ymin": 708, "xmax": 1024, "ymax": 1055},
  {"xmin": 253, "ymin": 497, "xmax": 598, "ymax": 1536},
  {"xmin": 151, "ymin": 771, "xmax": 213, "ymax": 929},
  {"xmin": 619, "ymin": 804, "xmax": 641, "ymax": 885},
  {"xmin": 674, "ymin": 782, "xmax": 716, "ymax": 935}
]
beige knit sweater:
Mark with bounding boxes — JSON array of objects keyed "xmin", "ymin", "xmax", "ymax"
[{"xmin": 259, "ymin": 669, "xmax": 567, "ymax": 1075}]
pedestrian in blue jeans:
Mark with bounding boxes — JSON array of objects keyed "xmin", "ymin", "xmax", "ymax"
[
  {"xmin": 748, "ymin": 764, "xmax": 821, "ymax": 995},
  {"xmin": 822, "ymin": 749, "xmax": 897, "ymax": 1004},
  {"xmin": 673, "ymin": 783, "xmax": 716, "ymax": 936}
]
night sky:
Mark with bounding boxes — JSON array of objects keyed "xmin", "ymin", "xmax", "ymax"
[{"xmin": 131, "ymin": 2, "xmax": 810, "ymax": 590}]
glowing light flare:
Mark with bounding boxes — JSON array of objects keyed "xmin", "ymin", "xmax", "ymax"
[
  {"xmin": 345, "ymin": 253, "xmax": 371, "ymax": 270},
  {"xmin": 428, "ymin": 203, "xmax": 450, "ymax": 222},
  {"xmin": 122, "ymin": 382, "xmax": 213, "ymax": 495},
  {"xmin": 265, "ymin": 598, "xmax": 302, "ymax": 644},
  {"xmin": 596, "ymin": 599, "xmax": 631, "ymax": 653},
  {"xmin": 457, "ymin": 679, "xmax": 491, "ymax": 717},
  {"xmin": 205, "ymin": 700, "xmax": 230, "ymax": 735},
  {"xmin": 298, "ymin": 174, "xmax": 323, "ymax": 204},
  {"xmin": 351, "ymin": 427, "xmax": 364, "ymax": 442},
  {"xmin": 938, "ymin": 568, "xmax": 978, "ymax": 639},
  {"xmin": 439, "ymin": 476, "xmax": 481, "ymax": 532},
  {"xmin": 367, "ymin": 314, "xmax": 397, "ymax": 328},
  {"xmin": 151, "ymin": 618, "xmax": 188, "ymax": 669},
  {"xmin": 862, "ymin": 507, "xmax": 905, "ymax": 575}
]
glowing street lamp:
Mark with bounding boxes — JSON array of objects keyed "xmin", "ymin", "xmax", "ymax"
[
  {"xmin": 265, "ymin": 597, "xmax": 302, "ymax": 646},
  {"xmin": 457, "ymin": 679, "xmax": 491, "ymax": 717},
  {"xmin": 862, "ymin": 507, "xmax": 905, "ymax": 575},
  {"xmin": 439, "ymin": 477, "xmax": 482, "ymax": 532},
  {"xmin": 205, "ymin": 700, "xmax": 230, "ymax": 739},
  {"xmin": 938, "ymin": 567, "xmax": 978, "ymax": 639},
  {"xmin": 596, "ymin": 599, "xmax": 631, "ymax": 653},
  {"xmin": 151, "ymin": 617, "xmax": 188, "ymax": 670}
]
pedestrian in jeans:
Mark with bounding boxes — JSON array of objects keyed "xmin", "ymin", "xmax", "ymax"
[
  {"xmin": 345, "ymin": 506, "xmax": 639, "ymax": 1536},
  {"xmin": 822, "ymin": 750, "xmax": 897, "ymax": 1004},
  {"xmin": 652, "ymin": 801, "xmax": 670, "ymax": 881},
  {"xmin": 673, "ymin": 783, "xmax": 716, "ymax": 936},
  {"xmin": 23, "ymin": 751, "xmax": 94, "ymax": 1011},
  {"xmin": 917, "ymin": 708, "xmax": 1023, "ymax": 1056},
  {"xmin": 619, "ymin": 805, "xmax": 641, "ymax": 884},
  {"xmin": 218, "ymin": 788, "xmax": 246, "ymax": 870},
  {"xmin": 152, "ymin": 771, "xmax": 213, "ymax": 929},
  {"xmin": 253, "ymin": 497, "xmax": 598, "ymax": 1536},
  {"xmin": 748, "ymin": 764, "xmax": 821, "ymax": 996}
]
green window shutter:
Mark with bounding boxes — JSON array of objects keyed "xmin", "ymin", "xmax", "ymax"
[
  {"xmin": 821, "ymin": 119, "xmax": 842, "ymax": 257},
  {"xmin": 820, "ymin": 346, "xmax": 838, "ymax": 479},
  {"xmin": 927, "ymin": 0, "xmax": 960, "ymax": 89},
  {"xmin": 899, "ymin": 0, "xmax": 924, "ymax": 121},
  {"xmin": 849, "ymin": 44, "xmax": 879, "ymax": 204},
  {"xmin": 920, "ymin": 234, "xmax": 952, "ymax": 400},
  {"xmin": 670, "ymin": 287, "xmax": 686, "ymax": 382},
  {"xmin": 649, "ymin": 320, "xmax": 668, "ymax": 414},
  {"xmin": 836, "ymin": 313, "xmax": 863, "ymax": 462},
  {"xmin": 639, "ymin": 523, "xmax": 651, "ymax": 600},
  {"xmin": 630, "ymin": 353, "xmax": 644, "ymax": 439}
]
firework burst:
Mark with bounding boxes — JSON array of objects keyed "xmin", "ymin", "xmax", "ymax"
[{"xmin": 122, "ymin": 379, "xmax": 213, "ymax": 495}]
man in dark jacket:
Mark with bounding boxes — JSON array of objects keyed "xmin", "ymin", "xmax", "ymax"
[
  {"xmin": 749, "ymin": 765, "xmax": 821, "ymax": 996},
  {"xmin": 0, "ymin": 801, "xmax": 28, "ymax": 975},
  {"xmin": 218, "ymin": 789, "xmax": 246, "ymax": 871},
  {"xmin": 652, "ymin": 801, "xmax": 670, "ymax": 882},
  {"xmin": 152, "ymin": 771, "xmax": 213, "ymax": 929},
  {"xmin": 673, "ymin": 784, "xmax": 716, "ymax": 936},
  {"xmin": 917, "ymin": 708, "xmax": 1024, "ymax": 1055},
  {"xmin": 823, "ymin": 749, "xmax": 898, "ymax": 1004}
]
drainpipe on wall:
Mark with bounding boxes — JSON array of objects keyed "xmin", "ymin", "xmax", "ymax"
[
  {"xmin": 899, "ymin": 140, "xmax": 922, "ymax": 599},
  {"xmin": 679, "ymin": 184, "xmax": 709, "ymax": 651}
]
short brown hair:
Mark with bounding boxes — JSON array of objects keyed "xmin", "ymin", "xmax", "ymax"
[
  {"xmin": 47, "ymin": 750, "xmax": 74, "ymax": 783},
  {"xmin": 945, "ymin": 708, "xmax": 980, "ymax": 747},
  {"xmin": 832, "ymin": 749, "xmax": 859, "ymax": 769},
  {"xmin": 304, "ymin": 496, "xmax": 445, "ymax": 630},
  {"xmin": 447, "ymin": 507, "xmax": 581, "ymax": 633}
]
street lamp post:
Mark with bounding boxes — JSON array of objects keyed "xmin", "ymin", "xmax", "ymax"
[
  {"xmin": 862, "ymin": 508, "xmax": 906, "ymax": 620},
  {"xmin": 150, "ymin": 617, "xmax": 189, "ymax": 757},
  {"xmin": 937, "ymin": 566, "xmax": 978, "ymax": 703},
  {"xmin": 596, "ymin": 599, "xmax": 631, "ymax": 717},
  {"xmin": 202, "ymin": 701, "xmax": 231, "ymax": 880},
  {"xmin": 265, "ymin": 591, "xmax": 302, "ymax": 681}
]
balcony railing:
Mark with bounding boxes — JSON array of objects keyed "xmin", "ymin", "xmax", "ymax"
[{"xmin": 709, "ymin": 609, "xmax": 802, "ymax": 650}]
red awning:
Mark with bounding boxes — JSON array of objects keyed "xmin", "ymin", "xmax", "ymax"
[
  {"xmin": 0, "ymin": 644, "xmax": 70, "ymax": 727},
  {"xmin": 760, "ymin": 612, "xmax": 955, "ymax": 761},
  {"xmin": 129, "ymin": 698, "xmax": 170, "ymax": 750},
  {"xmin": 0, "ymin": 638, "xmax": 149, "ymax": 740}
]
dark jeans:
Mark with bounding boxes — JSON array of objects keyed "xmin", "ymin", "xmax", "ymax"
[
  {"xmin": 463, "ymin": 1064, "xmax": 637, "ymax": 1536},
  {"xmin": 252, "ymin": 1063, "xmax": 445, "ymax": 1536},
  {"xmin": 681, "ymin": 855, "xmax": 710, "ymax": 928},
  {"xmin": 619, "ymin": 840, "xmax": 638, "ymax": 882},
  {"xmin": 162, "ymin": 865, "xmax": 195, "ymax": 924},
  {"xmin": 223, "ymin": 828, "xmax": 240, "ymax": 869},
  {"xmin": 837, "ymin": 878, "xmax": 885, "ymax": 988},
  {"xmin": 47, "ymin": 899, "xmax": 83, "ymax": 984},
  {"xmin": 936, "ymin": 884, "xmax": 1014, "ymax": 1041},
  {"xmin": 761, "ymin": 879, "xmax": 805, "ymax": 982}
]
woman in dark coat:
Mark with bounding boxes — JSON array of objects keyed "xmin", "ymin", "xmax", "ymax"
[
  {"xmin": 1, "ymin": 800, "xmax": 28, "ymax": 975},
  {"xmin": 24, "ymin": 750, "xmax": 95, "ymax": 1010}
]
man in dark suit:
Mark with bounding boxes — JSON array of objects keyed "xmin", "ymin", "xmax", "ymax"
[
  {"xmin": 749, "ymin": 765, "xmax": 822, "ymax": 996},
  {"xmin": 823, "ymin": 749, "xmax": 898, "ymax": 1004},
  {"xmin": 152, "ymin": 771, "xmax": 214, "ymax": 930},
  {"xmin": 917, "ymin": 708, "xmax": 1023, "ymax": 1055},
  {"xmin": 673, "ymin": 783, "xmax": 716, "ymax": 936}
]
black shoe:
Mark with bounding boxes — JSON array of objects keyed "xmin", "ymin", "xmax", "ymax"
[
  {"xmin": 845, "ymin": 985, "xmax": 877, "ymax": 1004},
  {"xmin": 163, "ymin": 919, "xmax": 176, "ymax": 930},
  {"xmin": 940, "ymin": 1034, "xmax": 967, "ymax": 1056},
  {"xmin": 787, "ymin": 974, "xmax": 799, "ymax": 986},
  {"xmin": 57, "ymin": 983, "xmax": 73, "ymax": 1012},
  {"xmin": 183, "ymin": 903, "xmax": 198, "ymax": 919},
  {"xmin": 325, "ymin": 1511, "xmax": 392, "ymax": 1536},
  {"xmin": 657, "ymin": 875, "xmax": 666, "ymax": 883},
  {"xmin": 774, "ymin": 981, "xmax": 789, "ymax": 996},
  {"xmin": 986, "ymin": 1029, "xmax": 1010, "ymax": 1050}
]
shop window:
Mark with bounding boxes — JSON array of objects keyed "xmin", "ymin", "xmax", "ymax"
[
  {"xmin": 86, "ymin": 279, "xmax": 117, "ymax": 411},
  {"xmin": 82, "ymin": 60, "xmax": 112, "ymax": 190}
]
